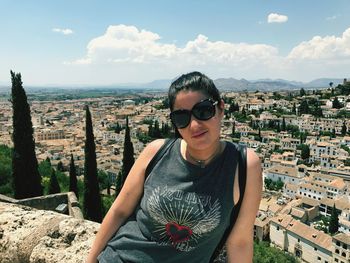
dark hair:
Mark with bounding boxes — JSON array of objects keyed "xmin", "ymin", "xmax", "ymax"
[
  {"xmin": 168, "ymin": 71, "xmax": 221, "ymax": 111},
  {"xmin": 168, "ymin": 72, "xmax": 221, "ymax": 138}
]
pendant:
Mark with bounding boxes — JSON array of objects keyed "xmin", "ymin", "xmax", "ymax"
[{"xmin": 196, "ymin": 160, "xmax": 206, "ymax": 168}]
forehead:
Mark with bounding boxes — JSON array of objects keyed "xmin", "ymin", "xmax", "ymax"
[{"xmin": 173, "ymin": 90, "xmax": 208, "ymax": 110}]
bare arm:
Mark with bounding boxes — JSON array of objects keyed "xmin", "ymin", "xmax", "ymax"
[
  {"xmin": 86, "ymin": 139, "xmax": 165, "ymax": 263},
  {"xmin": 226, "ymin": 148, "xmax": 262, "ymax": 263}
]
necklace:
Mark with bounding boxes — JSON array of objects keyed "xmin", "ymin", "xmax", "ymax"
[{"xmin": 186, "ymin": 142, "xmax": 222, "ymax": 168}]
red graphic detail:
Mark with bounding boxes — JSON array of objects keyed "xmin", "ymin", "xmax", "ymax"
[{"xmin": 165, "ymin": 222, "xmax": 193, "ymax": 243}]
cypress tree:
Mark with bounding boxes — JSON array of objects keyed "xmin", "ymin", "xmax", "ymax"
[
  {"xmin": 329, "ymin": 204, "xmax": 339, "ymax": 234},
  {"xmin": 57, "ymin": 161, "xmax": 64, "ymax": 172},
  {"xmin": 231, "ymin": 122, "xmax": 235, "ymax": 137},
  {"xmin": 10, "ymin": 71, "xmax": 43, "ymax": 199},
  {"xmin": 115, "ymin": 171, "xmax": 123, "ymax": 197},
  {"xmin": 332, "ymin": 128, "xmax": 336, "ymax": 138},
  {"xmin": 299, "ymin": 100, "xmax": 310, "ymax": 115},
  {"xmin": 292, "ymin": 103, "xmax": 296, "ymax": 115},
  {"xmin": 121, "ymin": 116, "xmax": 135, "ymax": 187},
  {"xmin": 48, "ymin": 168, "xmax": 61, "ymax": 194},
  {"xmin": 258, "ymin": 127, "xmax": 262, "ymax": 142},
  {"xmin": 83, "ymin": 106, "xmax": 102, "ymax": 222},
  {"xmin": 341, "ymin": 122, "xmax": 347, "ymax": 136},
  {"xmin": 69, "ymin": 154, "xmax": 78, "ymax": 199},
  {"xmin": 282, "ymin": 117, "xmax": 286, "ymax": 131},
  {"xmin": 276, "ymin": 122, "xmax": 281, "ymax": 132}
]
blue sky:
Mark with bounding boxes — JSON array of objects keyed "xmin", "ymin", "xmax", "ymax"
[{"xmin": 1, "ymin": 0, "xmax": 350, "ymax": 86}]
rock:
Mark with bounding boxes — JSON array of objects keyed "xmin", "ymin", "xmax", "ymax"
[{"xmin": 0, "ymin": 202, "xmax": 100, "ymax": 263}]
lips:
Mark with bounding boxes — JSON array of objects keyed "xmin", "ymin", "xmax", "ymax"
[{"xmin": 191, "ymin": 130, "xmax": 207, "ymax": 138}]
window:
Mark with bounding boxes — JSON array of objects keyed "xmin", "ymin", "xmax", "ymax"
[
  {"xmin": 317, "ymin": 257, "xmax": 321, "ymax": 260},
  {"xmin": 298, "ymin": 238, "xmax": 300, "ymax": 243},
  {"xmin": 335, "ymin": 249, "xmax": 340, "ymax": 254},
  {"xmin": 314, "ymin": 247, "xmax": 317, "ymax": 251},
  {"xmin": 334, "ymin": 259, "xmax": 338, "ymax": 262},
  {"xmin": 341, "ymin": 252, "xmax": 346, "ymax": 257},
  {"xmin": 277, "ymin": 226, "xmax": 280, "ymax": 231}
]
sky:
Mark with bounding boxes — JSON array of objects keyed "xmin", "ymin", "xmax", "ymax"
[{"xmin": 0, "ymin": 0, "xmax": 350, "ymax": 86}]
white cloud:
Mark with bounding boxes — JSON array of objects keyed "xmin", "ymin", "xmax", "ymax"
[
  {"xmin": 326, "ymin": 15, "xmax": 340, "ymax": 21},
  {"xmin": 71, "ymin": 25, "xmax": 279, "ymax": 67},
  {"xmin": 64, "ymin": 24, "xmax": 350, "ymax": 83},
  {"xmin": 52, "ymin": 28, "xmax": 74, "ymax": 35},
  {"xmin": 288, "ymin": 27, "xmax": 350, "ymax": 59},
  {"xmin": 267, "ymin": 13, "xmax": 288, "ymax": 23}
]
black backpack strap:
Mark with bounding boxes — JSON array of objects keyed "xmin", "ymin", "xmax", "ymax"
[
  {"xmin": 145, "ymin": 138, "xmax": 177, "ymax": 180},
  {"xmin": 210, "ymin": 143, "xmax": 247, "ymax": 262}
]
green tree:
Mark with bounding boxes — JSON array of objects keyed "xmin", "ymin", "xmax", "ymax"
[
  {"xmin": 253, "ymin": 241, "xmax": 297, "ymax": 263},
  {"xmin": 281, "ymin": 117, "xmax": 286, "ymax": 131},
  {"xmin": 298, "ymin": 100, "xmax": 310, "ymax": 115},
  {"xmin": 115, "ymin": 171, "xmax": 123, "ymax": 197},
  {"xmin": 275, "ymin": 178, "xmax": 284, "ymax": 190},
  {"xmin": 292, "ymin": 103, "xmax": 296, "ymax": 115},
  {"xmin": 298, "ymin": 144, "xmax": 310, "ymax": 160},
  {"xmin": 10, "ymin": 71, "xmax": 43, "ymax": 199},
  {"xmin": 231, "ymin": 122, "xmax": 235, "ymax": 138},
  {"xmin": 57, "ymin": 161, "xmax": 64, "ymax": 172},
  {"xmin": 153, "ymin": 120, "xmax": 162, "ymax": 138},
  {"xmin": 329, "ymin": 204, "xmax": 339, "ymax": 235},
  {"xmin": 48, "ymin": 168, "xmax": 61, "ymax": 194},
  {"xmin": 331, "ymin": 128, "xmax": 336, "ymax": 138},
  {"xmin": 341, "ymin": 122, "xmax": 347, "ymax": 136},
  {"xmin": 0, "ymin": 145, "xmax": 13, "ymax": 196},
  {"xmin": 69, "ymin": 154, "xmax": 78, "ymax": 199},
  {"xmin": 83, "ymin": 105, "xmax": 102, "ymax": 223},
  {"xmin": 332, "ymin": 97, "xmax": 343, "ymax": 109},
  {"xmin": 258, "ymin": 127, "xmax": 262, "ymax": 142},
  {"xmin": 121, "ymin": 116, "xmax": 135, "ymax": 187},
  {"xmin": 300, "ymin": 88, "xmax": 306, "ymax": 97}
]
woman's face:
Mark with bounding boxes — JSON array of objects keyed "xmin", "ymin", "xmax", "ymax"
[{"xmin": 172, "ymin": 90, "xmax": 224, "ymax": 150}]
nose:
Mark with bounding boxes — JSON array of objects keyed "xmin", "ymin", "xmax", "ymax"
[{"xmin": 189, "ymin": 114, "xmax": 202, "ymax": 128}]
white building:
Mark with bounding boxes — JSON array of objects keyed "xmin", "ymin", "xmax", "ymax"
[
  {"xmin": 270, "ymin": 214, "xmax": 333, "ymax": 263},
  {"xmin": 264, "ymin": 165, "xmax": 304, "ymax": 185}
]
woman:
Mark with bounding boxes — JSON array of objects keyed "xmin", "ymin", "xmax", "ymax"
[{"xmin": 87, "ymin": 72, "xmax": 262, "ymax": 263}]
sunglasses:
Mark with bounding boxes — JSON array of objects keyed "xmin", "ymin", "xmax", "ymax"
[{"xmin": 170, "ymin": 99, "xmax": 218, "ymax": 129}]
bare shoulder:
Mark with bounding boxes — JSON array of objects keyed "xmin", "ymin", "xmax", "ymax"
[{"xmin": 140, "ymin": 139, "xmax": 166, "ymax": 160}]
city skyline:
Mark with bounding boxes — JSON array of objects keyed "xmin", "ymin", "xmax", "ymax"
[{"xmin": 0, "ymin": 0, "xmax": 350, "ymax": 86}]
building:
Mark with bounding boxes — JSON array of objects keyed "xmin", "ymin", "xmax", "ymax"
[
  {"xmin": 264, "ymin": 165, "xmax": 304, "ymax": 185},
  {"xmin": 332, "ymin": 233, "xmax": 350, "ymax": 263},
  {"xmin": 270, "ymin": 214, "xmax": 333, "ymax": 263},
  {"xmin": 35, "ymin": 129, "xmax": 65, "ymax": 141}
]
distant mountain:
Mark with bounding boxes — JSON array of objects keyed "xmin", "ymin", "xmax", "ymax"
[
  {"xmin": 214, "ymin": 78, "xmax": 249, "ymax": 90},
  {"xmin": 139, "ymin": 79, "xmax": 172, "ymax": 90},
  {"xmin": 303, "ymin": 78, "xmax": 343, "ymax": 88},
  {"xmin": 212, "ymin": 77, "xmax": 345, "ymax": 91},
  {"xmin": 0, "ymin": 77, "xmax": 346, "ymax": 93}
]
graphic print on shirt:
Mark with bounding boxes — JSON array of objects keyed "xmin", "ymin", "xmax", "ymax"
[{"xmin": 147, "ymin": 185, "xmax": 221, "ymax": 252}]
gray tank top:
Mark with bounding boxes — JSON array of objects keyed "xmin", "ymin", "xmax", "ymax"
[{"xmin": 98, "ymin": 139, "xmax": 239, "ymax": 263}]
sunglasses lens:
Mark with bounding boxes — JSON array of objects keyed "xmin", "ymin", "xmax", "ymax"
[
  {"xmin": 171, "ymin": 110, "xmax": 191, "ymax": 129},
  {"xmin": 193, "ymin": 101, "xmax": 215, "ymax": 120}
]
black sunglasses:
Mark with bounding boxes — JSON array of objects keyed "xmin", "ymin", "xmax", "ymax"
[{"xmin": 170, "ymin": 99, "xmax": 218, "ymax": 129}]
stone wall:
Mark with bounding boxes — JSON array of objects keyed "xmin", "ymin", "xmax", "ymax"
[
  {"xmin": 0, "ymin": 192, "xmax": 83, "ymax": 219},
  {"xmin": 0, "ymin": 201, "xmax": 99, "ymax": 263}
]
